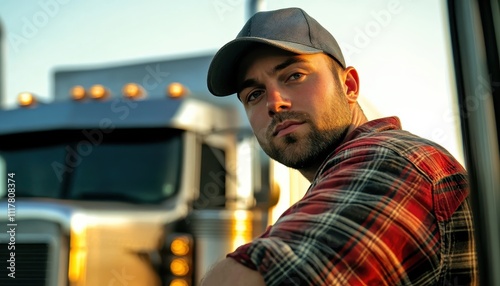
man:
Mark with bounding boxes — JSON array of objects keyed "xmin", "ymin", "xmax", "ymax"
[{"xmin": 203, "ymin": 7, "xmax": 477, "ymax": 286}]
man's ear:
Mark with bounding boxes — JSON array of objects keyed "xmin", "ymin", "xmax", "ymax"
[{"xmin": 343, "ymin": 66, "xmax": 360, "ymax": 103}]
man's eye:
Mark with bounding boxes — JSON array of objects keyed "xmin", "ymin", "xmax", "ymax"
[
  {"xmin": 289, "ymin": 73, "xmax": 303, "ymax": 81},
  {"xmin": 247, "ymin": 90, "xmax": 264, "ymax": 102}
]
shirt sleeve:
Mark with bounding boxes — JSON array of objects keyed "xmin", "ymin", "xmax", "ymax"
[{"xmin": 228, "ymin": 143, "xmax": 463, "ymax": 286}]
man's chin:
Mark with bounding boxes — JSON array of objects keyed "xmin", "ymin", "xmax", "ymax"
[{"xmin": 270, "ymin": 144, "xmax": 315, "ymax": 169}]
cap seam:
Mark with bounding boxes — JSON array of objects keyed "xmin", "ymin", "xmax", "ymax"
[
  {"xmin": 299, "ymin": 9, "xmax": 314, "ymax": 47},
  {"xmin": 246, "ymin": 18, "xmax": 252, "ymax": 36}
]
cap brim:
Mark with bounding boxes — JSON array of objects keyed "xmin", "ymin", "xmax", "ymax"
[{"xmin": 207, "ymin": 37, "xmax": 323, "ymax": 96}]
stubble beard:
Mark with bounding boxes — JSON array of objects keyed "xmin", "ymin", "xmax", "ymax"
[{"xmin": 258, "ymin": 109, "xmax": 351, "ymax": 171}]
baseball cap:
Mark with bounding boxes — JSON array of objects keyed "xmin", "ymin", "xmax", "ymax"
[{"xmin": 207, "ymin": 7, "xmax": 346, "ymax": 96}]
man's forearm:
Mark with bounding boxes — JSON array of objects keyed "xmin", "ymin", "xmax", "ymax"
[{"xmin": 200, "ymin": 257, "xmax": 266, "ymax": 286}]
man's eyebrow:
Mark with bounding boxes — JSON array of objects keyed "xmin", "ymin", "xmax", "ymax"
[
  {"xmin": 237, "ymin": 56, "xmax": 308, "ymax": 95},
  {"xmin": 237, "ymin": 78, "xmax": 260, "ymax": 98},
  {"xmin": 273, "ymin": 56, "xmax": 308, "ymax": 73}
]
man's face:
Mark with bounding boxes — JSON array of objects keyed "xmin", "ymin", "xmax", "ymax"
[{"xmin": 237, "ymin": 46, "xmax": 352, "ymax": 171}]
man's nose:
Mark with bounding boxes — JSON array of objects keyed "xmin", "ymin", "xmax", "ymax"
[{"xmin": 266, "ymin": 86, "xmax": 291, "ymax": 116}]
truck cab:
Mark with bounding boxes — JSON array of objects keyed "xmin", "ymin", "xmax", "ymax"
[{"xmin": 0, "ymin": 55, "xmax": 274, "ymax": 286}]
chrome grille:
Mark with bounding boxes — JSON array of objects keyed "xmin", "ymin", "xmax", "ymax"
[{"xmin": 0, "ymin": 243, "xmax": 49, "ymax": 286}]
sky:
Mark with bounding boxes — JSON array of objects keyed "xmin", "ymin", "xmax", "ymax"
[{"xmin": 0, "ymin": 0, "xmax": 464, "ymax": 163}]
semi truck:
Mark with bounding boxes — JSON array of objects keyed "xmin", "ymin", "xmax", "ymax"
[
  {"xmin": 0, "ymin": 54, "xmax": 282, "ymax": 286},
  {"xmin": 1, "ymin": 0, "xmax": 499, "ymax": 285}
]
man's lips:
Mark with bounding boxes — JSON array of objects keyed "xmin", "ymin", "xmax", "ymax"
[{"xmin": 273, "ymin": 120, "xmax": 304, "ymax": 137}]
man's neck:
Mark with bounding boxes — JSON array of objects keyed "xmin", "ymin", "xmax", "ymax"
[{"xmin": 345, "ymin": 105, "xmax": 369, "ymax": 137}]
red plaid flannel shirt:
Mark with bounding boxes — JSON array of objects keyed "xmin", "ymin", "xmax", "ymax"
[{"xmin": 228, "ymin": 117, "xmax": 477, "ymax": 285}]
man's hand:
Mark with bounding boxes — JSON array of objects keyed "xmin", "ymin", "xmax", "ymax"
[{"xmin": 200, "ymin": 257, "xmax": 266, "ymax": 286}]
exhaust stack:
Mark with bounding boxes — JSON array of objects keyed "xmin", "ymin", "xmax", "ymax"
[{"xmin": 247, "ymin": 0, "xmax": 266, "ymax": 19}]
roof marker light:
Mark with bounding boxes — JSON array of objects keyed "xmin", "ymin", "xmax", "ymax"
[
  {"xmin": 18, "ymin": 92, "xmax": 36, "ymax": 107},
  {"xmin": 89, "ymin": 84, "xmax": 109, "ymax": 100},
  {"xmin": 167, "ymin": 82, "xmax": 189, "ymax": 98},
  {"xmin": 122, "ymin": 83, "xmax": 146, "ymax": 99},
  {"xmin": 70, "ymin": 85, "xmax": 86, "ymax": 101}
]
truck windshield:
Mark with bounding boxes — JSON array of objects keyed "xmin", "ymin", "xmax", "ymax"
[{"xmin": 0, "ymin": 128, "xmax": 183, "ymax": 204}]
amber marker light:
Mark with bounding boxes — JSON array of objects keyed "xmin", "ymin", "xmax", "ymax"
[
  {"xmin": 170, "ymin": 258, "xmax": 190, "ymax": 276},
  {"xmin": 167, "ymin": 82, "xmax": 189, "ymax": 98},
  {"xmin": 89, "ymin": 84, "xmax": 109, "ymax": 100},
  {"xmin": 170, "ymin": 237, "xmax": 190, "ymax": 256},
  {"xmin": 18, "ymin": 92, "xmax": 36, "ymax": 107},
  {"xmin": 70, "ymin": 85, "xmax": 86, "ymax": 101},
  {"xmin": 169, "ymin": 278, "xmax": 189, "ymax": 286},
  {"xmin": 122, "ymin": 83, "xmax": 145, "ymax": 99}
]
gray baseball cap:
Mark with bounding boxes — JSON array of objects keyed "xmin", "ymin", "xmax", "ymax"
[{"xmin": 207, "ymin": 7, "xmax": 346, "ymax": 96}]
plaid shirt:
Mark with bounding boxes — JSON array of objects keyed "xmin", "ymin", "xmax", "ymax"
[{"xmin": 228, "ymin": 117, "xmax": 478, "ymax": 285}]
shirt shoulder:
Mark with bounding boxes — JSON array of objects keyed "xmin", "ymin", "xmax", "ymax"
[{"xmin": 316, "ymin": 116, "xmax": 469, "ymax": 222}]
